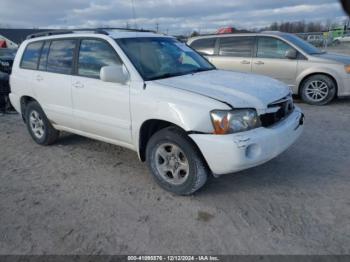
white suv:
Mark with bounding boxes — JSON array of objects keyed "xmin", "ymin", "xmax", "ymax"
[{"xmin": 10, "ymin": 29, "xmax": 304, "ymax": 195}]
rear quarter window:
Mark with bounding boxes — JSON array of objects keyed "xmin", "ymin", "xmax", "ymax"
[
  {"xmin": 20, "ymin": 41, "xmax": 43, "ymax": 70},
  {"xmin": 189, "ymin": 38, "xmax": 216, "ymax": 55}
]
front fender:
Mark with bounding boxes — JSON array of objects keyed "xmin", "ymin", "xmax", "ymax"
[
  {"xmin": 130, "ymin": 81, "xmax": 231, "ymax": 154},
  {"xmin": 296, "ymin": 66, "xmax": 341, "ymax": 93}
]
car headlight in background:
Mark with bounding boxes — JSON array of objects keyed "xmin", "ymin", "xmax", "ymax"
[
  {"xmin": 210, "ymin": 109, "xmax": 261, "ymax": 134},
  {"xmin": 345, "ymin": 65, "xmax": 350, "ymax": 74}
]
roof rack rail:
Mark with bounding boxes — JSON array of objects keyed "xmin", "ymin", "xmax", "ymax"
[
  {"xmin": 26, "ymin": 29, "xmax": 109, "ymax": 39},
  {"xmin": 97, "ymin": 27, "xmax": 156, "ymax": 33},
  {"xmin": 26, "ymin": 30, "xmax": 73, "ymax": 39},
  {"xmin": 26, "ymin": 27, "xmax": 155, "ymax": 40}
]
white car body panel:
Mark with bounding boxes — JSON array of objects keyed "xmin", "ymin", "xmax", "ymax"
[
  {"xmin": 71, "ymin": 74, "xmax": 132, "ymax": 144},
  {"xmin": 191, "ymin": 107, "xmax": 303, "ymax": 175},
  {"xmin": 154, "ymin": 70, "xmax": 290, "ymax": 111},
  {"xmin": 10, "ymin": 31, "xmax": 304, "ymax": 176},
  {"xmin": 35, "ymin": 71, "xmax": 76, "ymax": 129}
]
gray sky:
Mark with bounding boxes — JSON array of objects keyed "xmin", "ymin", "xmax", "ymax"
[{"xmin": 0, "ymin": 0, "xmax": 347, "ymax": 34}]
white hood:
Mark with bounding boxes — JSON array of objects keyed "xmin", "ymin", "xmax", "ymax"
[{"xmin": 154, "ymin": 70, "xmax": 290, "ymax": 109}]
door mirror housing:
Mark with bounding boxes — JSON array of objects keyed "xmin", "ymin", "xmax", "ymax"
[
  {"xmin": 285, "ymin": 49, "xmax": 297, "ymax": 59},
  {"xmin": 100, "ymin": 65, "xmax": 129, "ymax": 84}
]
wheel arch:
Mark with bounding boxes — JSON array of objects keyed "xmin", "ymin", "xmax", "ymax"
[
  {"xmin": 298, "ymin": 72, "xmax": 338, "ymax": 97},
  {"xmin": 138, "ymin": 119, "xmax": 184, "ymax": 161},
  {"xmin": 138, "ymin": 119, "xmax": 211, "ymax": 174},
  {"xmin": 20, "ymin": 96, "xmax": 38, "ymax": 122}
]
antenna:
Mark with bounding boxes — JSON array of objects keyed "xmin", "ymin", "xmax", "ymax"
[{"xmin": 131, "ymin": 0, "xmax": 137, "ymax": 29}]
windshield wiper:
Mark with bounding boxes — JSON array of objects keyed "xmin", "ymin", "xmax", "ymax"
[
  {"xmin": 148, "ymin": 72, "xmax": 185, "ymax": 81},
  {"xmin": 149, "ymin": 68, "xmax": 215, "ymax": 81},
  {"xmin": 190, "ymin": 67, "xmax": 215, "ymax": 74},
  {"xmin": 310, "ymin": 50, "xmax": 326, "ymax": 55}
]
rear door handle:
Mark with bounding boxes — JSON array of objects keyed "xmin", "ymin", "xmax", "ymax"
[
  {"xmin": 240, "ymin": 60, "xmax": 250, "ymax": 64},
  {"xmin": 254, "ymin": 61, "xmax": 265, "ymax": 65},
  {"xmin": 36, "ymin": 75, "xmax": 43, "ymax": 81},
  {"xmin": 73, "ymin": 81, "xmax": 84, "ymax": 88}
]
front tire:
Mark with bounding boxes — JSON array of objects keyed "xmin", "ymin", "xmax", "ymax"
[
  {"xmin": 25, "ymin": 101, "xmax": 59, "ymax": 145},
  {"xmin": 146, "ymin": 127, "xmax": 208, "ymax": 195},
  {"xmin": 300, "ymin": 74, "xmax": 336, "ymax": 105}
]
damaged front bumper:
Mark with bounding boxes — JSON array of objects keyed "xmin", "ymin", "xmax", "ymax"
[{"xmin": 189, "ymin": 107, "xmax": 304, "ymax": 176}]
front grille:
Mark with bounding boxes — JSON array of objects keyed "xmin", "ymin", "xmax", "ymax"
[{"xmin": 260, "ymin": 96, "xmax": 294, "ymax": 127}]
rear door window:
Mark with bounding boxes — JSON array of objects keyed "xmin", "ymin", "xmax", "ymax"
[
  {"xmin": 77, "ymin": 39, "xmax": 122, "ymax": 79},
  {"xmin": 189, "ymin": 38, "xmax": 216, "ymax": 55},
  {"xmin": 38, "ymin": 41, "xmax": 51, "ymax": 71},
  {"xmin": 218, "ymin": 36, "xmax": 254, "ymax": 57},
  {"xmin": 20, "ymin": 41, "xmax": 43, "ymax": 70},
  {"xmin": 46, "ymin": 39, "xmax": 76, "ymax": 74}
]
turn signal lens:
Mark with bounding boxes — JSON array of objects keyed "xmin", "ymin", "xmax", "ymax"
[
  {"xmin": 345, "ymin": 65, "xmax": 350, "ymax": 74},
  {"xmin": 211, "ymin": 111, "xmax": 231, "ymax": 134}
]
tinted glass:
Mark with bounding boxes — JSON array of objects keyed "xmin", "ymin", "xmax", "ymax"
[
  {"xmin": 0, "ymin": 49, "xmax": 17, "ymax": 60},
  {"xmin": 47, "ymin": 40, "xmax": 76, "ymax": 74},
  {"xmin": 78, "ymin": 39, "xmax": 122, "ymax": 79},
  {"xmin": 257, "ymin": 37, "xmax": 294, "ymax": 59},
  {"xmin": 190, "ymin": 38, "xmax": 216, "ymax": 55},
  {"xmin": 21, "ymin": 41, "xmax": 43, "ymax": 70},
  {"xmin": 283, "ymin": 34, "xmax": 324, "ymax": 54},
  {"xmin": 116, "ymin": 37, "xmax": 214, "ymax": 81},
  {"xmin": 219, "ymin": 37, "xmax": 254, "ymax": 57},
  {"xmin": 38, "ymin": 41, "xmax": 50, "ymax": 71}
]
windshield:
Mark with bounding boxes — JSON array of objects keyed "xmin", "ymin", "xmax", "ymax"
[
  {"xmin": 0, "ymin": 49, "xmax": 17, "ymax": 59},
  {"xmin": 282, "ymin": 34, "xmax": 324, "ymax": 55},
  {"xmin": 116, "ymin": 37, "xmax": 215, "ymax": 81}
]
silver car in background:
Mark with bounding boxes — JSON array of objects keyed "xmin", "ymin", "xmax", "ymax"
[{"xmin": 188, "ymin": 32, "xmax": 350, "ymax": 105}]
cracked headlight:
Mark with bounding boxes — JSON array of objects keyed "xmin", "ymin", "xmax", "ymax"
[{"xmin": 210, "ymin": 109, "xmax": 261, "ymax": 134}]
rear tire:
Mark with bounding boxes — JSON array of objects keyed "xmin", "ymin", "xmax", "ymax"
[
  {"xmin": 146, "ymin": 126, "xmax": 208, "ymax": 195},
  {"xmin": 25, "ymin": 101, "xmax": 59, "ymax": 145},
  {"xmin": 300, "ymin": 74, "xmax": 336, "ymax": 105}
]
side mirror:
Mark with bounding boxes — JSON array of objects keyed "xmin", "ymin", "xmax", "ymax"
[
  {"xmin": 285, "ymin": 49, "xmax": 297, "ymax": 59},
  {"xmin": 100, "ymin": 65, "xmax": 129, "ymax": 84}
]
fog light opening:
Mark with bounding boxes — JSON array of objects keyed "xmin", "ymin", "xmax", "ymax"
[{"xmin": 245, "ymin": 144, "xmax": 261, "ymax": 159}]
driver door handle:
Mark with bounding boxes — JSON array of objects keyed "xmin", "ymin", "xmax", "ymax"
[
  {"xmin": 36, "ymin": 75, "xmax": 43, "ymax": 81},
  {"xmin": 73, "ymin": 81, "xmax": 84, "ymax": 88},
  {"xmin": 240, "ymin": 60, "xmax": 251, "ymax": 64},
  {"xmin": 254, "ymin": 61, "xmax": 265, "ymax": 65}
]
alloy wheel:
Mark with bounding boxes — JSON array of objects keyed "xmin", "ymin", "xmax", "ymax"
[
  {"xmin": 305, "ymin": 80, "xmax": 329, "ymax": 102},
  {"xmin": 29, "ymin": 110, "xmax": 45, "ymax": 139},
  {"xmin": 155, "ymin": 143, "xmax": 190, "ymax": 185}
]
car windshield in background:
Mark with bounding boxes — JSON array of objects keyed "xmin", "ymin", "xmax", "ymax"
[
  {"xmin": 283, "ymin": 34, "xmax": 324, "ymax": 55},
  {"xmin": 0, "ymin": 49, "xmax": 17, "ymax": 59},
  {"xmin": 116, "ymin": 37, "xmax": 215, "ymax": 81}
]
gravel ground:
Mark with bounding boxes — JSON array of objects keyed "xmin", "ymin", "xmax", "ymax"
[{"xmin": 0, "ymin": 99, "xmax": 350, "ymax": 255}]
